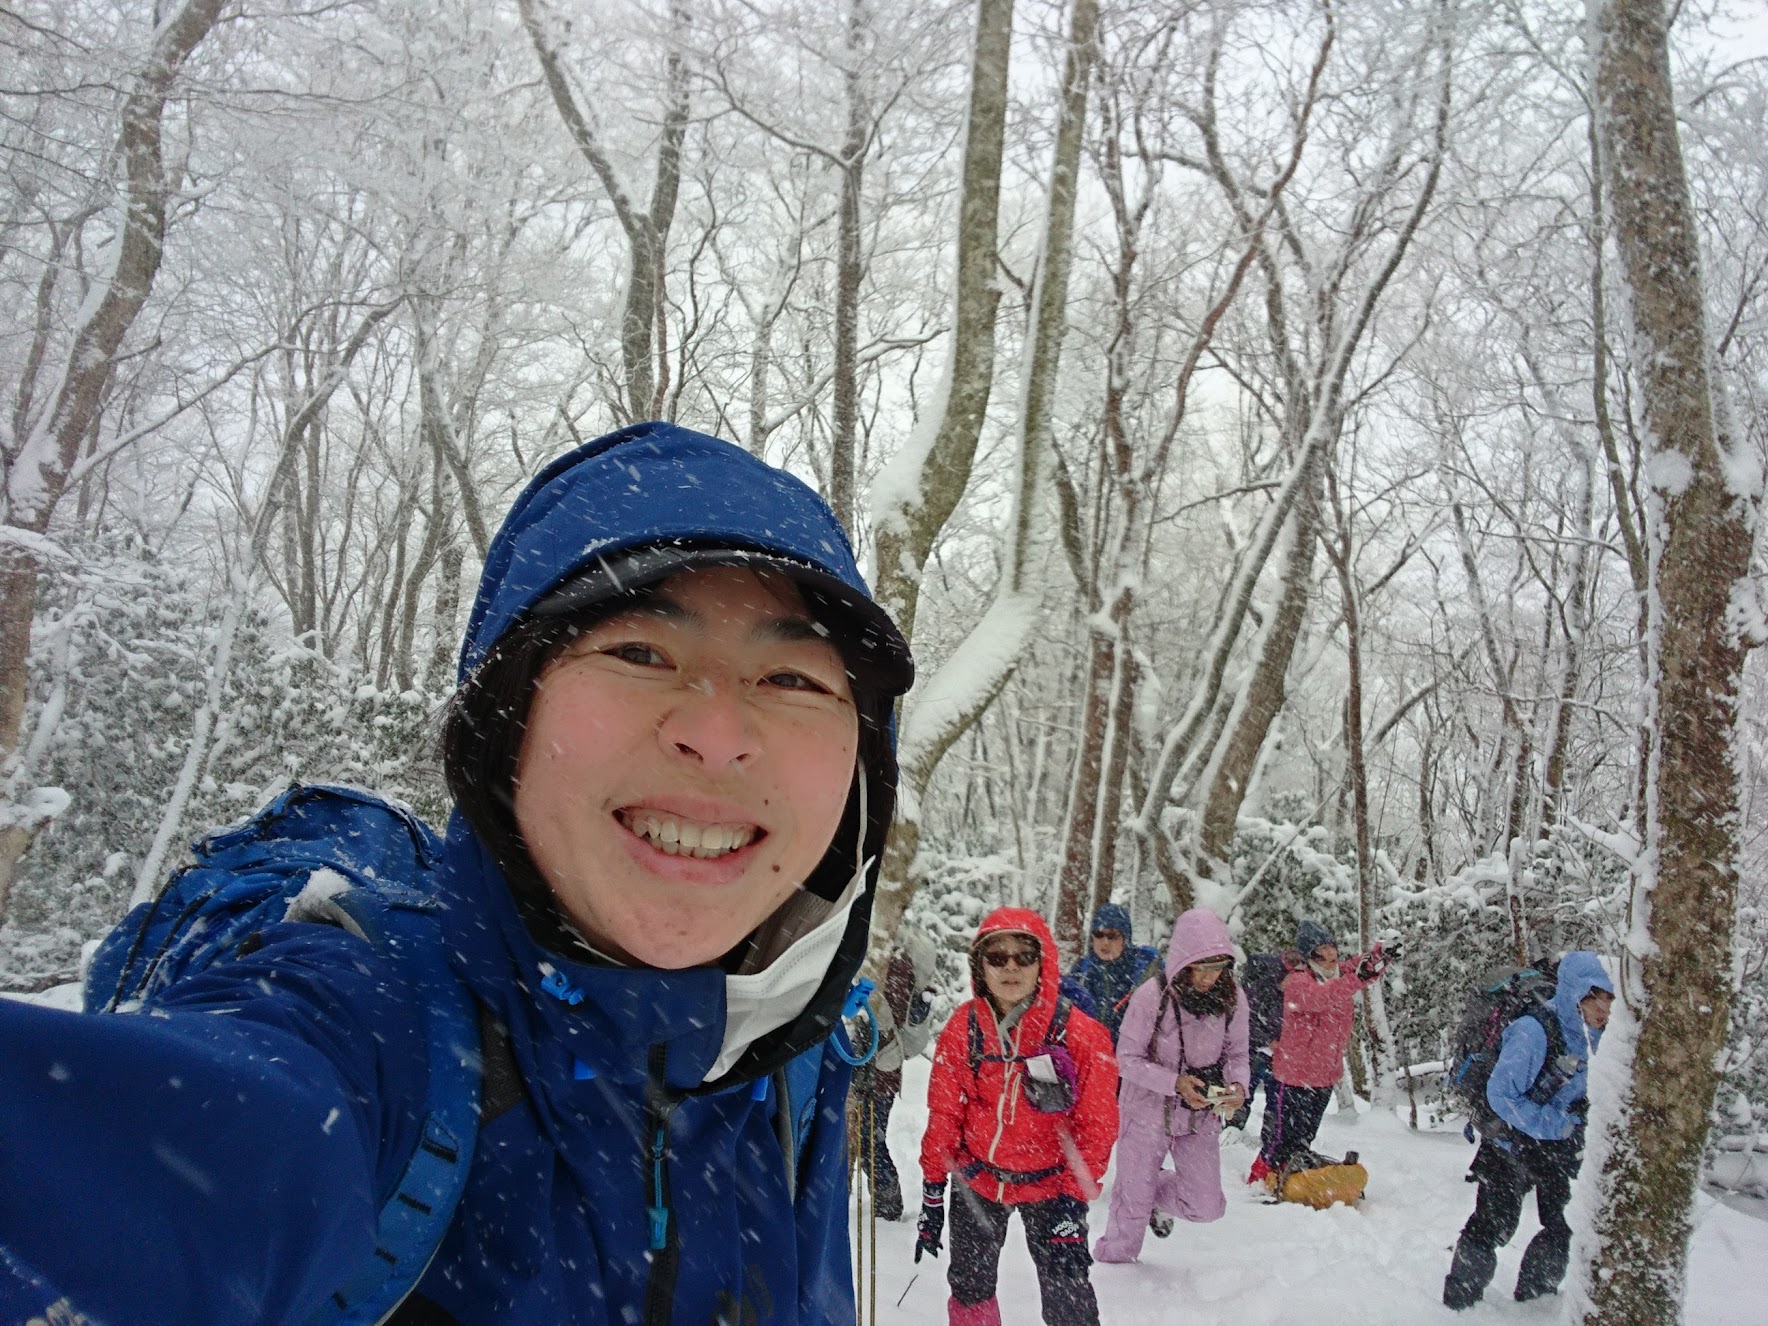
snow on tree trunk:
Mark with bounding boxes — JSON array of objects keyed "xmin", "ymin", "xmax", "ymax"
[
  {"xmin": 0, "ymin": 0, "xmax": 228, "ymax": 924},
  {"xmin": 1571, "ymin": 1, "xmax": 1762, "ymax": 1322},
  {"xmin": 520, "ymin": 0, "xmax": 690, "ymax": 424},
  {"xmin": 869, "ymin": 0, "xmax": 1101, "ymax": 972}
]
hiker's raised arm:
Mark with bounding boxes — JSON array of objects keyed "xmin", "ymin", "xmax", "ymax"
[{"xmin": 0, "ymin": 923, "xmax": 420, "ymax": 1326}]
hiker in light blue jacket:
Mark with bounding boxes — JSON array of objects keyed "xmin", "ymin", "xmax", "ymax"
[
  {"xmin": 0, "ymin": 423, "xmax": 913, "ymax": 1326},
  {"xmin": 1443, "ymin": 951, "xmax": 1615, "ymax": 1310}
]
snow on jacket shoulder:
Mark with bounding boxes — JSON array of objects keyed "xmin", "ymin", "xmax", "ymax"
[
  {"xmin": 1269, "ymin": 956, "xmax": 1379, "ymax": 1089},
  {"xmin": 920, "ymin": 909, "xmax": 1118, "ymax": 1206}
]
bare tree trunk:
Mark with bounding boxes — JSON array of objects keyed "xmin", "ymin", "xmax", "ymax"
[
  {"xmin": 1323, "ymin": 464, "xmax": 1398, "ymax": 1105},
  {"xmin": 1448, "ymin": 496, "xmax": 1532, "ymax": 963},
  {"xmin": 871, "ymin": 0, "xmax": 1102, "ymax": 971},
  {"xmin": 520, "ymin": 0, "xmax": 690, "ymax": 423},
  {"xmin": 1574, "ymin": 2, "xmax": 1759, "ymax": 1321},
  {"xmin": 830, "ymin": 0, "xmax": 870, "ymax": 533},
  {"xmin": 0, "ymin": 0, "xmax": 227, "ymax": 920},
  {"xmin": 869, "ymin": 0, "xmax": 1012, "ymax": 646},
  {"xmin": 1193, "ymin": 460, "xmax": 1321, "ymax": 884}
]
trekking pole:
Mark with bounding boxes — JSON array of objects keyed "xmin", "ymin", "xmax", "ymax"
[
  {"xmin": 851, "ymin": 1124, "xmax": 868, "ymax": 1326},
  {"xmin": 896, "ymin": 1274, "xmax": 918, "ymax": 1309},
  {"xmin": 867, "ymin": 1090, "xmax": 878, "ymax": 1326}
]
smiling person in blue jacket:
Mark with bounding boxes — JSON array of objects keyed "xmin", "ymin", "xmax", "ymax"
[
  {"xmin": 1443, "ymin": 951, "xmax": 1615, "ymax": 1311},
  {"xmin": 0, "ymin": 422, "xmax": 913, "ymax": 1326}
]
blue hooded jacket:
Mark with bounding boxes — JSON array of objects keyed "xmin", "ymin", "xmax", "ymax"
[
  {"xmin": 1487, "ymin": 951, "xmax": 1613, "ymax": 1143},
  {"xmin": 1065, "ymin": 903, "xmax": 1161, "ymax": 1044},
  {"xmin": 0, "ymin": 423, "xmax": 909, "ymax": 1326}
]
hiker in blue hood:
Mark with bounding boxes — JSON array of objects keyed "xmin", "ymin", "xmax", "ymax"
[
  {"xmin": 1443, "ymin": 951, "xmax": 1615, "ymax": 1310},
  {"xmin": 0, "ymin": 422, "xmax": 914, "ymax": 1326},
  {"xmin": 1064, "ymin": 903, "xmax": 1160, "ymax": 1045}
]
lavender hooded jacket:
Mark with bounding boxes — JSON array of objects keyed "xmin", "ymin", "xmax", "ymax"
[{"xmin": 1114, "ymin": 909, "xmax": 1250, "ymax": 1141}]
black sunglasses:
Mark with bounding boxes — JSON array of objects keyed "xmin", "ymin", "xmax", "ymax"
[
  {"xmin": 982, "ymin": 948, "xmax": 1039, "ymax": 969},
  {"xmin": 1091, "ymin": 929, "xmax": 1123, "ymax": 941}
]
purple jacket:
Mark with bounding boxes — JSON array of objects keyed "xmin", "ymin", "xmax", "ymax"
[{"xmin": 1114, "ymin": 909, "xmax": 1250, "ymax": 1140}]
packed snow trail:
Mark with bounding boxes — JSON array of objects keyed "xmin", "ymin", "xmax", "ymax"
[{"xmin": 871, "ymin": 1059, "xmax": 1765, "ymax": 1324}]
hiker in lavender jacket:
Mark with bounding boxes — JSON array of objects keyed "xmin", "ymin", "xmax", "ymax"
[{"xmin": 1094, "ymin": 908, "xmax": 1249, "ymax": 1263}]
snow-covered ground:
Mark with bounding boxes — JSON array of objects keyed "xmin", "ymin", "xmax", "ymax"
[{"xmin": 866, "ymin": 1059, "xmax": 1768, "ymax": 1325}]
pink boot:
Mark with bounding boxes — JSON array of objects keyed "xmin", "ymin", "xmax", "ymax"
[{"xmin": 949, "ymin": 1297, "xmax": 1003, "ymax": 1326}]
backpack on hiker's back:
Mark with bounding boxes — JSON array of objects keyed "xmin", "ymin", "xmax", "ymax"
[
  {"xmin": 81, "ymin": 782, "xmax": 830, "ymax": 1326},
  {"xmin": 1445, "ymin": 961, "xmax": 1563, "ymax": 1136},
  {"xmin": 1241, "ymin": 952, "xmax": 1289, "ymax": 1049}
]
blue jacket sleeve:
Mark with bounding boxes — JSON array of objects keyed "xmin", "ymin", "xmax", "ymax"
[
  {"xmin": 1487, "ymin": 1016, "xmax": 1575, "ymax": 1141},
  {"xmin": 0, "ymin": 922, "xmax": 428, "ymax": 1326}
]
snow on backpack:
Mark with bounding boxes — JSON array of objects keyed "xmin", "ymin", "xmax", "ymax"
[
  {"xmin": 1241, "ymin": 952, "xmax": 1288, "ymax": 1049},
  {"xmin": 84, "ymin": 784, "xmax": 486, "ymax": 1326},
  {"xmin": 83, "ymin": 783, "xmax": 835, "ymax": 1324},
  {"xmin": 1445, "ymin": 961, "xmax": 1567, "ymax": 1136}
]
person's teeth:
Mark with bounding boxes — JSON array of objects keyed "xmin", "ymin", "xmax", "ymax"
[{"xmin": 629, "ymin": 814, "xmax": 754, "ymax": 858}]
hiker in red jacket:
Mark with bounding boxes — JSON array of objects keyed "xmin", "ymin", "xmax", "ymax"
[
  {"xmin": 916, "ymin": 908, "xmax": 1119, "ymax": 1326},
  {"xmin": 1250, "ymin": 918, "xmax": 1397, "ymax": 1184}
]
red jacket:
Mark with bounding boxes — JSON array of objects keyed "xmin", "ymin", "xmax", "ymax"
[
  {"xmin": 1269, "ymin": 954, "xmax": 1382, "ymax": 1089},
  {"xmin": 919, "ymin": 908, "xmax": 1119, "ymax": 1205}
]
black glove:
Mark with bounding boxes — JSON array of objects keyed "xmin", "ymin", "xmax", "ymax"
[
  {"xmin": 1380, "ymin": 938, "xmax": 1403, "ymax": 963},
  {"xmin": 915, "ymin": 1181, "xmax": 946, "ymax": 1262}
]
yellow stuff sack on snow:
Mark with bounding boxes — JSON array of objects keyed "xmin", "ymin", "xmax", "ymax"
[{"xmin": 1271, "ymin": 1162, "xmax": 1368, "ymax": 1209}]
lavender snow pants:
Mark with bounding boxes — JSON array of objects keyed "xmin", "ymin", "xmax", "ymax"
[{"xmin": 1093, "ymin": 1128, "xmax": 1226, "ymax": 1263}]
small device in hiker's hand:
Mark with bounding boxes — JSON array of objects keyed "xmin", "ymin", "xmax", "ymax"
[{"xmin": 1204, "ymin": 1084, "xmax": 1237, "ymax": 1117}]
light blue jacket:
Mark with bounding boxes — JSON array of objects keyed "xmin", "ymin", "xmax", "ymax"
[{"xmin": 1487, "ymin": 950, "xmax": 1612, "ymax": 1142}]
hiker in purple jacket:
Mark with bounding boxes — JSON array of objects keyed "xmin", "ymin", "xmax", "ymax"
[{"xmin": 1093, "ymin": 908, "xmax": 1249, "ymax": 1263}]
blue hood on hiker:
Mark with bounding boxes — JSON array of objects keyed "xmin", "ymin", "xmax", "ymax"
[
  {"xmin": 1551, "ymin": 951, "xmax": 1613, "ymax": 1054},
  {"xmin": 458, "ymin": 421, "xmax": 911, "ymax": 691},
  {"xmin": 1091, "ymin": 903, "xmax": 1134, "ymax": 945},
  {"xmin": 445, "ymin": 422, "xmax": 913, "ymax": 1089}
]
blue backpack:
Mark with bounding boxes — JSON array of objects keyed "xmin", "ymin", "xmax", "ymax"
[{"xmin": 84, "ymin": 783, "xmax": 831, "ymax": 1325}]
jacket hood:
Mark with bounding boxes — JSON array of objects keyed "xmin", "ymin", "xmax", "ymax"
[
  {"xmin": 969, "ymin": 909, "xmax": 1063, "ymax": 1024},
  {"xmin": 458, "ymin": 422, "xmax": 909, "ymax": 688},
  {"xmin": 1552, "ymin": 951, "xmax": 1613, "ymax": 1054},
  {"xmin": 447, "ymin": 422, "xmax": 912, "ymax": 1089},
  {"xmin": 1164, "ymin": 908, "xmax": 1235, "ymax": 976},
  {"xmin": 1090, "ymin": 903, "xmax": 1134, "ymax": 945}
]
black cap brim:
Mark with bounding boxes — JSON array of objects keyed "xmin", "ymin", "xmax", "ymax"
[{"xmin": 530, "ymin": 542, "xmax": 913, "ymax": 699}]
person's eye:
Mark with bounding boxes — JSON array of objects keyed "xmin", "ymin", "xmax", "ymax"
[
  {"xmin": 761, "ymin": 669, "xmax": 833, "ymax": 694},
  {"xmin": 604, "ymin": 642, "xmax": 669, "ymax": 668}
]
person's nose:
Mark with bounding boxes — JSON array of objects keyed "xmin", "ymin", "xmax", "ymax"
[{"xmin": 656, "ymin": 674, "xmax": 760, "ymax": 769}]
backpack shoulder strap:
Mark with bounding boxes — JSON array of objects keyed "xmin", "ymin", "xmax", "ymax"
[
  {"xmin": 1046, "ymin": 997, "xmax": 1072, "ymax": 1047},
  {"xmin": 301, "ymin": 875, "xmax": 482, "ymax": 1326},
  {"xmin": 968, "ymin": 1003, "xmax": 983, "ymax": 1074},
  {"xmin": 769, "ymin": 1037, "xmax": 840, "ymax": 1202}
]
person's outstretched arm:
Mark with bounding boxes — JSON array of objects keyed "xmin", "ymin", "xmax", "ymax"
[{"xmin": 0, "ymin": 921, "xmax": 426, "ymax": 1326}]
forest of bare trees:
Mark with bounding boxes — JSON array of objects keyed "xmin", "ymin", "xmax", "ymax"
[{"xmin": 3, "ymin": 0, "xmax": 1764, "ymax": 1317}]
